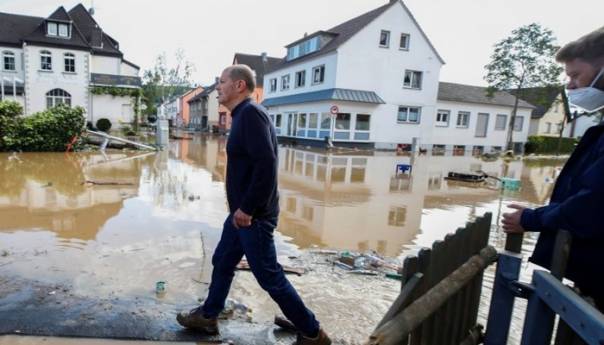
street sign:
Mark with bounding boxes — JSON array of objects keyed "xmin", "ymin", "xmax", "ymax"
[{"xmin": 330, "ymin": 105, "xmax": 339, "ymax": 115}]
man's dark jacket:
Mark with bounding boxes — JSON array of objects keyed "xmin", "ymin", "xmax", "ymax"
[
  {"xmin": 521, "ymin": 123, "xmax": 604, "ymax": 300},
  {"xmin": 225, "ymin": 98, "xmax": 279, "ymax": 220}
]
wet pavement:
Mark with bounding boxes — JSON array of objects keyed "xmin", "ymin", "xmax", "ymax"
[{"xmin": 0, "ymin": 135, "xmax": 566, "ymax": 344}]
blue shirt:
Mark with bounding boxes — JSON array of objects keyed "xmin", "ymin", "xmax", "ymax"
[{"xmin": 225, "ymin": 98, "xmax": 279, "ymax": 220}]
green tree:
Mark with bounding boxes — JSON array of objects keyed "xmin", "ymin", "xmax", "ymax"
[
  {"xmin": 484, "ymin": 23, "xmax": 563, "ymax": 151},
  {"xmin": 142, "ymin": 49, "xmax": 195, "ymax": 119}
]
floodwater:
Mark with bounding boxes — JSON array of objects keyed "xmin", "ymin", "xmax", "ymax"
[{"xmin": 0, "ymin": 135, "xmax": 565, "ymax": 344}]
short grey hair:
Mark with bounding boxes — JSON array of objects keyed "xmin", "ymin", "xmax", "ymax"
[{"xmin": 227, "ymin": 64, "xmax": 256, "ymax": 93}]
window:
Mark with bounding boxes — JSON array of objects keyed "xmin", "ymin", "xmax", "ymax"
[
  {"xmin": 47, "ymin": 22, "xmax": 58, "ymax": 36},
  {"xmin": 58, "ymin": 23, "xmax": 70, "ymax": 37},
  {"xmin": 556, "ymin": 123, "xmax": 563, "ymax": 133},
  {"xmin": 275, "ymin": 114, "xmax": 282, "ymax": 127},
  {"xmin": 46, "ymin": 89, "xmax": 71, "ymax": 108},
  {"xmin": 397, "ymin": 106, "xmax": 421, "ymax": 123},
  {"xmin": 400, "ymin": 33, "xmax": 410, "ymax": 50},
  {"xmin": 457, "ymin": 111, "xmax": 470, "ymax": 128},
  {"xmin": 513, "ymin": 116, "xmax": 524, "ymax": 131},
  {"xmin": 320, "ymin": 113, "xmax": 331, "ymax": 129},
  {"xmin": 298, "ymin": 113, "xmax": 307, "ymax": 128},
  {"xmin": 40, "ymin": 50, "xmax": 52, "ymax": 70},
  {"xmin": 312, "ymin": 65, "xmax": 325, "ymax": 84},
  {"xmin": 269, "ymin": 78, "xmax": 277, "ymax": 92},
  {"xmin": 436, "ymin": 110, "xmax": 450, "ymax": 127},
  {"xmin": 295, "ymin": 70, "xmax": 305, "ymax": 88},
  {"xmin": 355, "ymin": 114, "xmax": 370, "ymax": 130},
  {"xmin": 403, "ymin": 70, "xmax": 422, "ymax": 89},
  {"xmin": 379, "ymin": 30, "xmax": 390, "ymax": 47},
  {"xmin": 495, "ymin": 114, "xmax": 507, "ymax": 130},
  {"xmin": 281, "ymin": 75, "xmax": 290, "ymax": 90},
  {"xmin": 2, "ymin": 51, "xmax": 15, "ymax": 71},
  {"xmin": 545, "ymin": 122, "xmax": 552, "ymax": 133},
  {"xmin": 64, "ymin": 53, "xmax": 75, "ymax": 73},
  {"xmin": 308, "ymin": 113, "xmax": 318, "ymax": 128},
  {"xmin": 335, "ymin": 113, "xmax": 350, "ymax": 130}
]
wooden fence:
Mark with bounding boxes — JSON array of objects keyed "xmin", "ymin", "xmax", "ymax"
[{"xmin": 368, "ymin": 212, "xmax": 496, "ymax": 345}]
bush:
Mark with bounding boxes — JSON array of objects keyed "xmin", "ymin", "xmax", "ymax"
[
  {"xmin": 0, "ymin": 101, "xmax": 24, "ymax": 151},
  {"xmin": 525, "ymin": 135, "xmax": 578, "ymax": 155},
  {"xmin": 96, "ymin": 118, "xmax": 112, "ymax": 132},
  {"xmin": 2, "ymin": 103, "xmax": 86, "ymax": 152}
]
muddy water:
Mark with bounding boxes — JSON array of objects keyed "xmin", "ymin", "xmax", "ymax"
[{"xmin": 0, "ymin": 135, "xmax": 565, "ymax": 344}]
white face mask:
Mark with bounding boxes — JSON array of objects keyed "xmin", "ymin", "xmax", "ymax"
[{"xmin": 567, "ymin": 68, "xmax": 604, "ymax": 113}]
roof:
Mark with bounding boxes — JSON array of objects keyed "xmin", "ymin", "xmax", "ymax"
[
  {"xmin": 437, "ymin": 82, "xmax": 535, "ymax": 109},
  {"xmin": 0, "ymin": 13, "xmax": 43, "ymax": 47},
  {"xmin": 68, "ymin": 4, "xmax": 122, "ymax": 56},
  {"xmin": 0, "ymin": 4, "xmax": 125, "ymax": 57},
  {"xmin": 262, "ymin": 88, "xmax": 385, "ymax": 107},
  {"xmin": 188, "ymin": 82, "xmax": 218, "ymax": 103},
  {"xmin": 268, "ymin": 1, "xmax": 444, "ymax": 73},
  {"xmin": 233, "ymin": 53, "xmax": 282, "ymax": 86},
  {"xmin": 508, "ymin": 87, "xmax": 563, "ymax": 119}
]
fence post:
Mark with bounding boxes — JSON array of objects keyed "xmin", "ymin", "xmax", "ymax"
[{"xmin": 484, "ymin": 233, "xmax": 523, "ymax": 345}]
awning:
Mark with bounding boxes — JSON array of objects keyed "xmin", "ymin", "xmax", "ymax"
[{"xmin": 262, "ymin": 88, "xmax": 385, "ymax": 107}]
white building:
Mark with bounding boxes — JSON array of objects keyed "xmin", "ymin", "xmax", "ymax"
[
  {"xmin": 0, "ymin": 4, "xmax": 141, "ymax": 127},
  {"xmin": 435, "ymin": 82, "xmax": 533, "ymax": 154},
  {"xmin": 188, "ymin": 82, "xmax": 220, "ymax": 131},
  {"xmin": 262, "ymin": 0, "xmax": 533, "ymax": 153}
]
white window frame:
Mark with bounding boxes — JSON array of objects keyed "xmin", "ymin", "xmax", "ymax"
[
  {"xmin": 46, "ymin": 88, "xmax": 71, "ymax": 108},
  {"xmin": 40, "ymin": 50, "xmax": 52, "ymax": 71},
  {"xmin": 397, "ymin": 106, "xmax": 421, "ymax": 124},
  {"xmin": 269, "ymin": 78, "xmax": 277, "ymax": 93},
  {"xmin": 436, "ymin": 109, "xmax": 450, "ymax": 127},
  {"xmin": 2, "ymin": 51, "xmax": 15, "ymax": 71},
  {"xmin": 456, "ymin": 111, "xmax": 470, "ymax": 128},
  {"xmin": 47, "ymin": 22, "xmax": 58, "ymax": 36},
  {"xmin": 58, "ymin": 23, "xmax": 70, "ymax": 38},
  {"xmin": 64, "ymin": 53, "xmax": 75, "ymax": 73},
  {"xmin": 513, "ymin": 116, "xmax": 524, "ymax": 132},
  {"xmin": 295, "ymin": 70, "xmax": 306, "ymax": 88},
  {"xmin": 403, "ymin": 70, "xmax": 422, "ymax": 89},
  {"xmin": 495, "ymin": 114, "xmax": 507, "ymax": 130},
  {"xmin": 312, "ymin": 65, "xmax": 325, "ymax": 85},
  {"xmin": 400, "ymin": 33, "xmax": 410, "ymax": 50},
  {"xmin": 281, "ymin": 74, "xmax": 290, "ymax": 91},
  {"xmin": 379, "ymin": 30, "xmax": 390, "ymax": 48},
  {"xmin": 354, "ymin": 113, "xmax": 371, "ymax": 141}
]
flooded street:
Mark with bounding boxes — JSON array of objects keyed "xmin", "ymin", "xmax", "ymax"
[{"xmin": 0, "ymin": 135, "xmax": 565, "ymax": 344}]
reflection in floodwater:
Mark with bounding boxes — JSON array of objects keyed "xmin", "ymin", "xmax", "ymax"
[{"xmin": 0, "ymin": 136, "xmax": 565, "ymax": 344}]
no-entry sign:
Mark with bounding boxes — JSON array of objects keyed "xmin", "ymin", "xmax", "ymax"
[{"xmin": 330, "ymin": 105, "xmax": 339, "ymax": 115}]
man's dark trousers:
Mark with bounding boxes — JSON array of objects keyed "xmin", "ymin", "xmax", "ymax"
[{"xmin": 201, "ymin": 215, "xmax": 320, "ymax": 337}]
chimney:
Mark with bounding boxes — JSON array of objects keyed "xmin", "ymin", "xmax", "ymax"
[
  {"xmin": 390, "ymin": 0, "xmax": 398, "ymax": 3},
  {"xmin": 261, "ymin": 52, "xmax": 268, "ymax": 63},
  {"xmin": 215, "ymin": 76, "xmax": 219, "ymax": 84}
]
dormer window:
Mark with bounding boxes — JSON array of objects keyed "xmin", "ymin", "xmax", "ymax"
[
  {"xmin": 286, "ymin": 35, "xmax": 326, "ymax": 61},
  {"xmin": 47, "ymin": 21, "xmax": 70, "ymax": 38}
]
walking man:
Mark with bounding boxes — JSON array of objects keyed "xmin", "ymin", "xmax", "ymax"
[{"xmin": 177, "ymin": 65, "xmax": 331, "ymax": 345}]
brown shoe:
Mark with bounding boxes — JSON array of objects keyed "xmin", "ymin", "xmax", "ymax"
[
  {"xmin": 293, "ymin": 328, "xmax": 331, "ymax": 345},
  {"xmin": 176, "ymin": 307, "xmax": 219, "ymax": 335}
]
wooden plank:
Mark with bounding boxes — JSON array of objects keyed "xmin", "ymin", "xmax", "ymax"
[{"xmin": 409, "ymin": 247, "xmax": 432, "ymax": 345}]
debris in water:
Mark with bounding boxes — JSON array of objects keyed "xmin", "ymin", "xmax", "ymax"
[
  {"xmin": 236, "ymin": 259, "xmax": 305, "ymax": 276},
  {"xmin": 84, "ymin": 180, "xmax": 135, "ymax": 186}
]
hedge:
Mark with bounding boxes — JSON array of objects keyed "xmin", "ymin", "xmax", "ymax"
[{"xmin": 524, "ymin": 135, "xmax": 578, "ymax": 154}]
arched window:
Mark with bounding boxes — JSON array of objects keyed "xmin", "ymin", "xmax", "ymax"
[
  {"xmin": 2, "ymin": 51, "xmax": 15, "ymax": 71},
  {"xmin": 64, "ymin": 53, "xmax": 75, "ymax": 73},
  {"xmin": 40, "ymin": 50, "xmax": 52, "ymax": 71},
  {"xmin": 46, "ymin": 89, "xmax": 71, "ymax": 108}
]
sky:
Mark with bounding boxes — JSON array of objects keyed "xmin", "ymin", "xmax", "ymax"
[{"xmin": 0, "ymin": 0, "xmax": 602, "ymax": 87}]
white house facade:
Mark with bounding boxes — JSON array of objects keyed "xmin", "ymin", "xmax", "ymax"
[
  {"xmin": 0, "ymin": 4, "xmax": 141, "ymax": 127},
  {"xmin": 262, "ymin": 0, "xmax": 533, "ymax": 152}
]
